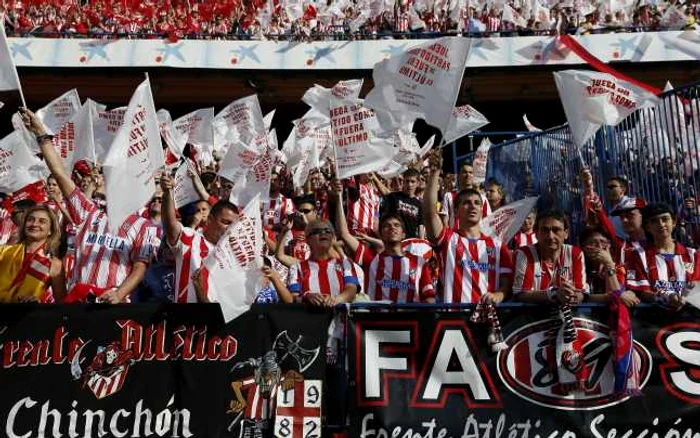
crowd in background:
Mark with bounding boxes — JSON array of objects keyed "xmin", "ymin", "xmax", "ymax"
[{"xmin": 2, "ymin": 0, "xmax": 699, "ymax": 41}]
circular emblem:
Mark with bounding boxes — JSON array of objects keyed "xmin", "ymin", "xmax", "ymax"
[{"xmin": 497, "ymin": 318, "xmax": 652, "ymax": 410}]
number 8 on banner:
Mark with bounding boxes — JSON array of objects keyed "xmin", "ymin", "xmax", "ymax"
[{"xmin": 275, "ymin": 380, "xmax": 322, "ymax": 438}]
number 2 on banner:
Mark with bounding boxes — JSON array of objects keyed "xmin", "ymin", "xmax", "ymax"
[{"xmin": 274, "ymin": 380, "xmax": 322, "ymax": 438}]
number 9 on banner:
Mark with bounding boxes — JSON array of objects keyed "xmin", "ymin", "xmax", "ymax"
[{"xmin": 275, "ymin": 380, "xmax": 322, "ymax": 438}]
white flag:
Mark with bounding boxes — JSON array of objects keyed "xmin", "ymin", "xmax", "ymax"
[
  {"xmin": 502, "ymin": 4, "xmax": 528, "ymax": 27},
  {"xmin": 302, "ymin": 80, "xmax": 363, "ymax": 118},
  {"xmin": 173, "ymin": 160, "xmax": 201, "ymax": 209},
  {"xmin": 204, "ymin": 194, "xmax": 263, "ymax": 322},
  {"xmin": 50, "ymin": 100, "xmax": 95, "ymax": 168},
  {"xmin": 472, "ymin": 137, "xmax": 491, "ymax": 185},
  {"xmin": 214, "ymin": 95, "xmax": 266, "ymax": 148},
  {"xmin": 364, "ymin": 37, "xmax": 471, "ymax": 135},
  {"xmin": 442, "ymin": 105, "xmax": 490, "ymax": 144},
  {"xmin": 263, "ymin": 109, "xmax": 276, "ymax": 132},
  {"xmin": 103, "ymin": 79, "xmax": 164, "ymax": 229},
  {"xmin": 229, "ymin": 142, "xmax": 273, "ymax": 206},
  {"xmin": 0, "ymin": 18, "xmax": 21, "ymax": 93},
  {"xmin": 35, "ymin": 89, "xmax": 81, "ymax": 136},
  {"xmin": 481, "ymin": 197, "xmax": 539, "ymax": 243},
  {"xmin": 218, "ymin": 135, "xmax": 265, "ymax": 186},
  {"xmin": 0, "ymin": 130, "xmax": 49, "ymax": 192},
  {"xmin": 554, "ymin": 70, "xmax": 659, "ymax": 147},
  {"xmin": 93, "ymin": 106, "xmax": 127, "ymax": 163},
  {"xmin": 331, "ymin": 93, "xmax": 397, "ymax": 180}
]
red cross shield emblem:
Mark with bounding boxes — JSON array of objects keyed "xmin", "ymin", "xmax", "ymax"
[{"xmin": 274, "ymin": 380, "xmax": 322, "ymax": 438}]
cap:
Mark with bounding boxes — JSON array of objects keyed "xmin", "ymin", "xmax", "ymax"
[
  {"xmin": 642, "ymin": 203, "xmax": 674, "ymax": 223},
  {"xmin": 610, "ymin": 197, "xmax": 646, "ymax": 216}
]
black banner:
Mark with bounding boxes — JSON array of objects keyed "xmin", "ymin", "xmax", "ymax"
[
  {"xmin": 0, "ymin": 304, "xmax": 332, "ymax": 438},
  {"xmin": 348, "ymin": 306, "xmax": 700, "ymax": 438}
]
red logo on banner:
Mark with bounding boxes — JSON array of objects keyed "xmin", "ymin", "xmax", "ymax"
[
  {"xmin": 498, "ymin": 318, "xmax": 652, "ymax": 410},
  {"xmin": 656, "ymin": 323, "xmax": 700, "ymax": 405}
]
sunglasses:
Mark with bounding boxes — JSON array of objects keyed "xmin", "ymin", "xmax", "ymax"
[
  {"xmin": 307, "ymin": 227, "xmax": 333, "ymax": 237},
  {"xmin": 299, "ymin": 208, "xmax": 314, "ymax": 214}
]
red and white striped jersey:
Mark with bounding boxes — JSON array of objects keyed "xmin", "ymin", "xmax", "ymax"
[
  {"xmin": 512, "ymin": 244, "xmax": 588, "ymax": 294},
  {"xmin": 439, "ymin": 190, "xmax": 491, "ymax": 230},
  {"xmin": 354, "ymin": 244, "xmax": 434, "ymax": 303},
  {"xmin": 287, "ymin": 257, "xmax": 360, "ymax": 296},
  {"xmin": 171, "ymin": 227, "xmax": 214, "ymax": 303},
  {"xmin": 436, "ymin": 229, "xmax": 513, "ymax": 303},
  {"xmin": 66, "ymin": 189, "xmax": 154, "ymax": 290},
  {"xmin": 512, "ymin": 231, "xmax": 537, "ymax": 248},
  {"xmin": 396, "ymin": 11, "xmax": 410, "ymax": 32},
  {"xmin": 401, "ymin": 238, "xmax": 434, "ymax": 261},
  {"xmin": 348, "ymin": 183, "xmax": 380, "ymax": 234},
  {"xmin": 0, "ymin": 209, "xmax": 17, "ymax": 245},
  {"xmin": 261, "ymin": 195, "xmax": 295, "ymax": 228},
  {"xmin": 625, "ymin": 243, "xmax": 699, "ymax": 295},
  {"xmin": 281, "ymin": 230, "xmax": 311, "ymax": 261},
  {"xmin": 485, "ymin": 15, "xmax": 501, "ymax": 32},
  {"xmin": 618, "ymin": 239, "xmax": 645, "ymax": 266}
]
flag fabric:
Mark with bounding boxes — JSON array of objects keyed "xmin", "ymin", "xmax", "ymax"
[
  {"xmin": 160, "ymin": 108, "xmax": 215, "ymax": 159},
  {"xmin": 364, "ymin": 37, "xmax": 471, "ymax": 136},
  {"xmin": 0, "ymin": 131, "xmax": 49, "ymax": 193},
  {"xmin": 213, "ymin": 95, "xmax": 266, "ymax": 149},
  {"xmin": 0, "ymin": 18, "xmax": 21, "ymax": 93},
  {"xmin": 442, "ymin": 105, "xmax": 490, "ymax": 144},
  {"xmin": 480, "ymin": 196, "xmax": 539, "ymax": 243},
  {"xmin": 502, "ymin": 4, "xmax": 528, "ymax": 27},
  {"xmin": 331, "ymin": 89, "xmax": 396, "ymax": 180},
  {"xmin": 229, "ymin": 143, "xmax": 273, "ymax": 206},
  {"xmin": 263, "ymin": 109, "xmax": 276, "ymax": 132},
  {"xmin": 472, "ymin": 137, "xmax": 491, "ymax": 185},
  {"xmin": 203, "ymin": 194, "xmax": 264, "ymax": 322},
  {"xmin": 302, "ymin": 80, "xmax": 363, "ymax": 118},
  {"xmin": 93, "ymin": 106, "xmax": 127, "ymax": 164},
  {"xmin": 173, "ymin": 160, "xmax": 201, "ymax": 209},
  {"xmin": 218, "ymin": 134, "xmax": 267, "ymax": 185},
  {"xmin": 50, "ymin": 100, "xmax": 95, "ymax": 169},
  {"xmin": 35, "ymin": 89, "xmax": 82, "ymax": 135},
  {"xmin": 553, "ymin": 70, "xmax": 660, "ymax": 147},
  {"xmin": 103, "ymin": 79, "xmax": 164, "ymax": 229}
]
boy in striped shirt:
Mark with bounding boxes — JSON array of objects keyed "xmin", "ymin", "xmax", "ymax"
[
  {"xmin": 625, "ymin": 204, "xmax": 698, "ymax": 309},
  {"xmin": 423, "ymin": 152, "xmax": 512, "ymax": 304},
  {"xmin": 333, "ymin": 179, "xmax": 434, "ymax": 303},
  {"xmin": 439, "ymin": 161, "xmax": 491, "ymax": 230}
]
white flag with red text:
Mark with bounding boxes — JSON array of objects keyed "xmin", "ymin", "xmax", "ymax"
[
  {"xmin": 0, "ymin": 130, "xmax": 49, "ymax": 193},
  {"xmin": 103, "ymin": 79, "xmax": 164, "ymax": 229},
  {"xmin": 93, "ymin": 105, "xmax": 127, "ymax": 163},
  {"xmin": 442, "ymin": 105, "xmax": 490, "ymax": 144},
  {"xmin": 302, "ymin": 80, "xmax": 363, "ymax": 118},
  {"xmin": 204, "ymin": 194, "xmax": 263, "ymax": 322},
  {"xmin": 554, "ymin": 70, "xmax": 660, "ymax": 147},
  {"xmin": 229, "ymin": 143, "xmax": 273, "ymax": 206},
  {"xmin": 35, "ymin": 89, "xmax": 82, "ymax": 135},
  {"xmin": 481, "ymin": 196, "xmax": 539, "ymax": 243},
  {"xmin": 472, "ymin": 137, "xmax": 491, "ymax": 186},
  {"xmin": 364, "ymin": 37, "xmax": 471, "ymax": 136},
  {"xmin": 214, "ymin": 95, "xmax": 266, "ymax": 149},
  {"xmin": 331, "ymin": 91, "xmax": 397, "ymax": 180},
  {"xmin": 173, "ymin": 159, "xmax": 201, "ymax": 209}
]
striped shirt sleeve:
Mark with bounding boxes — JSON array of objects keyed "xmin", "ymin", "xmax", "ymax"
[
  {"xmin": 66, "ymin": 188, "xmax": 96, "ymax": 226},
  {"xmin": 512, "ymin": 249, "xmax": 532, "ymax": 294}
]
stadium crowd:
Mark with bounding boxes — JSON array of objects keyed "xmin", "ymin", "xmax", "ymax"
[
  {"xmin": 1, "ymin": 0, "xmax": 699, "ymax": 40},
  {"xmin": 0, "ymin": 107, "xmax": 697, "ymax": 326}
]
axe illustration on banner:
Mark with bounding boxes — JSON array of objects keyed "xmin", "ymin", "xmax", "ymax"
[{"xmin": 273, "ymin": 330, "xmax": 320, "ymax": 373}]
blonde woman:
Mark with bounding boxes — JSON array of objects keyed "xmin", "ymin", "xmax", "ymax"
[{"xmin": 0, "ymin": 205, "xmax": 66, "ymax": 303}]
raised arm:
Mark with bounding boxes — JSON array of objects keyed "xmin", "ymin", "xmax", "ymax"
[
  {"xmin": 20, "ymin": 108, "xmax": 76, "ymax": 198},
  {"xmin": 369, "ymin": 173, "xmax": 391, "ymax": 197},
  {"xmin": 159, "ymin": 173, "xmax": 182, "ymax": 247},
  {"xmin": 188, "ymin": 163, "xmax": 211, "ymax": 201},
  {"xmin": 423, "ymin": 150, "xmax": 444, "ymax": 240},
  {"xmin": 331, "ymin": 179, "xmax": 360, "ymax": 255}
]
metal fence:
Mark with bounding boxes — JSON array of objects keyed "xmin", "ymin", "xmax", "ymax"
[{"xmin": 453, "ymin": 80, "xmax": 700, "ymax": 241}]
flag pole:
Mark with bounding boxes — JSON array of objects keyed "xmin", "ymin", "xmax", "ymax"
[{"xmin": 1, "ymin": 15, "xmax": 26, "ymax": 108}]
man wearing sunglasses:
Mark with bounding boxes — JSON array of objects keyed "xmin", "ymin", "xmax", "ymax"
[
  {"xmin": 272, "ymin": 196, "xmax": 317, "ymax": 268},
  {"xmin": 276, "ymin": 219, "xmax": 359, "ymax": 307}
]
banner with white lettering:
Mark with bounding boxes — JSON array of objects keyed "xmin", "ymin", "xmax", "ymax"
[
  {"xmin": 348, "ymin": 306, "xmax": 700, "ymax": 438},
  {"xmin": 0, "ymin": 304, "xmax": 331, "ymax": 438},
  {"xmin": 103, "ymin": 79, "xmax": 164, "ymax": 229}
]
